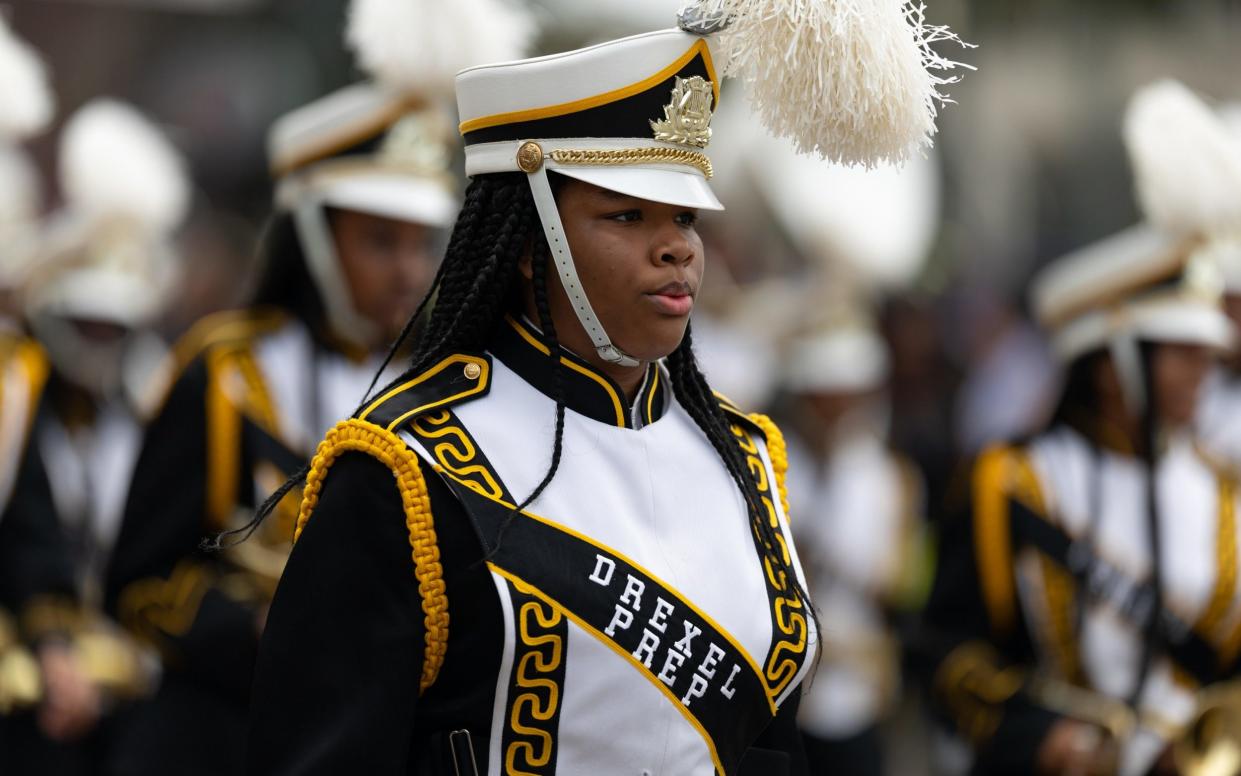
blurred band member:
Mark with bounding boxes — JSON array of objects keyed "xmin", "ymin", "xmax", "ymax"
[
  {"xmin": 783, "ymin": 319, "xmax": 926, "ymax": 776},
  {"xmin": 19, "ymin": 98, "xmax": 185, "ymax": 772},
  {"xmin": 0, "ymin": 19, "xmax": 104, "ymax": 775},
  {"xmin": 102, "ymin": 1, "xmax": 461, "ymax": 772},
  {"xmin": 922, "ymin": 81, "xmax": 1241, "ymax": 776}
]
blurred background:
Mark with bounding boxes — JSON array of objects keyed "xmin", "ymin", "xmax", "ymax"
[
  {"xmin": 7, "ymin": 0, "xmax": 1241, "ymax": 450},
  {"xmin": 5, "ymin": 0, "xmax": 1241, "ymax": 774}
]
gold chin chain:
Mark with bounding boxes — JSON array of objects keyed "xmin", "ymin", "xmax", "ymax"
[{"xmin": 548, "ymin": 147, "xmax": 713, "ymax": 179}]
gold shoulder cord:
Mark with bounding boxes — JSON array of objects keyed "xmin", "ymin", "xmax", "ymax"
[
  {"xmin": 748, "ymin": 413, "xmax": 791, "ymax": 524},
  {"xmin": 296, "ymin": 418, "xmax": 448, "ymax": 694}
]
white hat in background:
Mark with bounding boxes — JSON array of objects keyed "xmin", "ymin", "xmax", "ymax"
[
  {"xmin": 1031, "ymin": 80, "xmax": 1241, "ymax": 410},
  {"xmin": 455, "ymin": 0, "xmax": 969, "ymax": 367},
  {"xmin": 269, "ymin": 0, "xmax": 535, "ymax": 350},
  {"xmin": 784, "ymin": 321, "xmax": 891, "ymax": 397},
  {"xmin": 0, "ymin": 16, "xmax": 54, "ymax": 293},
  {"xmin": 23, "ymin": 99, "xmax": 190, "ymax": 394}
]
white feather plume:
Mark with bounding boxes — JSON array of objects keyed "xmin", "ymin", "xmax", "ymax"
[
  {"xmin": 692, "ymin": 0, "xmax": 972, "ymax": 167},
  {"xmin": 0, "ymin": 16, "xmax": 54, "ymax": 141},
  {"xmin": 346, "ymin": 0, "xmax": 536, "ymax": 96},
  {"xmin": 59, "ymin": 99, "xmax": 190, "ymax": 234},
  {"xmin": 1124, "ymin": 80, "xmax": 1241, "ymax": 237}
]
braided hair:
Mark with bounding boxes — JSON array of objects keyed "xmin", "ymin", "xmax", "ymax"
[{"xmin": 233, "ymin": 173, "xmax": 817, "ymax": 628}]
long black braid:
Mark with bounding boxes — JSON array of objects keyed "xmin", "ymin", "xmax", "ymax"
[
  {"xmin": 668, "ymin": 324, "xmax": 819, "ymax": 637},
  {"xmin": 224, "ymin": 172, "xmax": 818, "ymax": 631}
]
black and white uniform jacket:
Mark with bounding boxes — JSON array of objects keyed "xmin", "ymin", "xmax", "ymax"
[
  {"xmin": 249, "ymin": 315, "xmax": 818, "ymax": 776},
  {"xmin": 923, "ymin": 421, "xmax": 1241, "ymax": 776},
  {"xmin": 102, "ymin": 308, "xmax": 400, "ymax": 772}
]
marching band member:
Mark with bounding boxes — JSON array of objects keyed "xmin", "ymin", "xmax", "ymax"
[
  {"xmin": 783, "ymin": 313, "xmax": 928, "ymax": 776},
  {"xmin": 0, "ymin": 18, "xmax": 105, "ymax": 773},
  {"xmin": 102, "ymin": 0, "xmax": 500, "ymax": 771},
  {"xmin": 741, "ymin": 131, "xmax": 940, "ymax": 775},
  {"xmin": 922, "ymin": 81, "xmax": 1241, "ymax": 776},
  {"xmin": 18, "ymin": 97, "xmax": 186, "ymax": 773},
  {"xmin": 247, "ymin": 0, "xmax": 968, "ymax": 773}
]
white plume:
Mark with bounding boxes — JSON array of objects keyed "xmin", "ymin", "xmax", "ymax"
[
  {"xmin": 59, "ymin": 99, "xmax": 190, "ymax": 233},
  {"xmin": 693, "ymin": 0, "xmax": 972, "ymax": 167},
  {"xmin": 0, "ymin": 16, "xmax": 54, "ymax": 140},
  {"xmin": 346, "ymin": 0, "xmax": 536, "ymax": 96},
  {"xmin": 750, "ymin": 125, "xmax": 941, "ymax": 288},
  {"xmin": 1124, "ymin": 80, "xmax": 1241, "ymax": 237}
]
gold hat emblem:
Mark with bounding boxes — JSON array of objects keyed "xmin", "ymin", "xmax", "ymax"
[
  {"xmin": 379, "ymin": 110, "xmax": 452, "ymax": 178},
  {"xmin": 650, "ymin": 76, "xmax": 715, "ymax": 149}
]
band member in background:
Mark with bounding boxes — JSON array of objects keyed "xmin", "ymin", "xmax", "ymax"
[
  {"xmin": 0, "ymin": 20, "xmax": 106, "ymax": 774},
  {"xmin": 783, "ymin": 315, "xmax": 928, "ymax": 776},
  {"xmin": 18, "ymin": 97, "xmax": 186, "ymax": 774},
  {"xmin": 921, "ymin": 81, "xmax": 1241, "ymax": 776},
  {"xmin": 102, "ymin": 0, "xmax": 478, "ymax": 772},
  {"xmin": 246, "ymin": 0, "xmax": 968, "ymax": 772}
]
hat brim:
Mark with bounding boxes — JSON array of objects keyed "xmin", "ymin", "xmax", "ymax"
[
  {"xmin": 1053, "ymin": 300, "xmax": 1237, "ymax": 360},
  {"xmin": 552, "ymin": 165, "xmax": 724, "ymax": 211},
  {"xmin": 319, "ymin": 174, "xmax": 458, "ymax": 228}
]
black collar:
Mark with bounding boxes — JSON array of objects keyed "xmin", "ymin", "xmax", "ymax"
[{"xmin": 490, "ymin": 315, "xmax": 668, "ymax": 429}]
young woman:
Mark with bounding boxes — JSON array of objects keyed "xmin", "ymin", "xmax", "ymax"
[
  {"xmin": 247, "ymin": 3, "xmax": 967, "ymax": 771},
  {"xmin": 245, "ymin": 26, "xmax": 827, "ymax": 776}
]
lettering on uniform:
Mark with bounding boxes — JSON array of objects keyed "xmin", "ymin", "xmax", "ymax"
[
  {"xmin": 649, "ymin": 597, "xmax": 674, "ymax": 633},
  {"xmin": 583, "ymin": 550, "xmax": 746, "ymax": 710},
  {"xmin": 721, "ymin": 664, "xmax": 741, "ymax": 699},
  {"xmin": 588, "ymin": 554, "xmax": 616, "ymax": 586}
]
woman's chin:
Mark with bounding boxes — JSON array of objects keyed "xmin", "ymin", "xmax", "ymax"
[{"xmin": 617, "ymin": 319, "xmax": 691, "ymax": 363}]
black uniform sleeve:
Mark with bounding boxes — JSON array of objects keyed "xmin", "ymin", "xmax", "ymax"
[
  {"xmin": 247, "ymin": 452, "xmax": 425, "ymax": 775},
  {"xmin": 104, "ymin": 357, "xmax": 259, "ymax": 700},
  {"xmin": 0, "ymin": 434, "xmax": 77, "ymax": 635},
  {"xmin": 248, "ymin": 442, "xmax": 507, "ymax": 776},
  {"xmin": 914, "ymin": 464, "xmax": 1060, "ymax": 776}
]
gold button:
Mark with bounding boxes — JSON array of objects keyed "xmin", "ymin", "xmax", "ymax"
[
  {"xmin": 516, "ymin": 141, "xmax": 544, "ymax": 173},
  {"xmin": 463, "ymin": 362, "xmax": 482, "ymax": 380}
]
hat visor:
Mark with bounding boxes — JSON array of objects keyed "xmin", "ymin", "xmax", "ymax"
[
  {"xmin": 28, "ymin": 270, "xmax": 159, "ymax": 328},
  {"xmin": 319, "ymin": 174, "xmax": 457, "ymax": 228},
  {"xmin": 552, "ymin": 165, "xmax": 724, "ymax": 211},
  {"xmin": 1053, "ymin": 301, "xmax": 1237, "ymax": 361},
  {"xmin": 1131, "ymin": 304, "xmax": 1237, "ymax": 352}
]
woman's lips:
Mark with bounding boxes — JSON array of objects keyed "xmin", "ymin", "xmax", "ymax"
[{"xmin": 646, "ymin": 282, "xmax": 695, "ymax": 316}]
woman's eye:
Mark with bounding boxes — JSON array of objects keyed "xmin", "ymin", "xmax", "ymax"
[
  {"xmin": 675, "ymin": 211, "xmax": 699, "ymax": 226},
  {"xmin": 607, "ymin": 210, "xmax": 642, "ymax": 223}
]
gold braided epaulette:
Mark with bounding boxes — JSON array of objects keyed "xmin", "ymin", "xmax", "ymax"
[
  {"xmin": 296, "ymin": 418, "xmax": 448, "ymax": 694},
  {"xmin": 747, "ymin": 413, "xmax": 792, "ymax": 525}
]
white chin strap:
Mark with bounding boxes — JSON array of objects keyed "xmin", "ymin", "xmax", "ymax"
[
  {"xmin": 290, "ymin": 199, "xmax": 380, "ymax": 351},
  {"xmin": 1109, "ymin": 334, "xmax": 1146, "ymax": 417},
  {"xmin": 525, "ymin": 165, "xmax": 640, "ymax": 367}
]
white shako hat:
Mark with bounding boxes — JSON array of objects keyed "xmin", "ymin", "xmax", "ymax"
[
  {"xmin": 455, "ymin": 0, "xmax": 970, "ymax": 367},
  {"xmin": 784, "ymin": 321, "xmax": 890, "ymax": 396},
  {"xmin": 24, "ymin": 98, "xmax": 190, "ymax": 330},
  {"xmin": 1031, "ymin": 80, "xmax": 1241, "ymax": 409},
  {"xmin": 0, "ymin": 16, "xmax": 55, "ymax": 292},
  {"xmin": 268, "ymin": 0, "xmax": 535, "ymax": 349}
]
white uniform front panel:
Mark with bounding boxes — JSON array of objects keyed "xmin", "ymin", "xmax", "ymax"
[
  {"xmin": 444, "ymin": 357, "xmax": 814, "ymax": 775},
  {"xmin": 253, "ymin": 319, "xmax": 400, "ymax": 455},
  {"xmin": 1024, "ymin": 427, "xmax": 1239, "ymax": 776}
]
